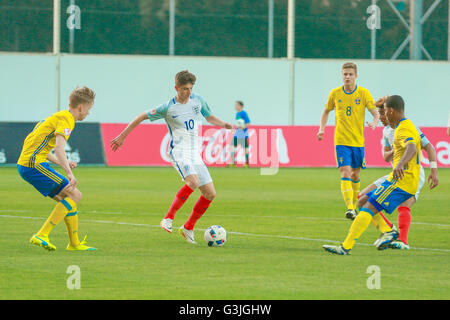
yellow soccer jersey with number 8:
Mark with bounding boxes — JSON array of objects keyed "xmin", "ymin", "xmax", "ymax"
[
  {"xmin": 325, "ymin": 85, "xmax": 376, "ymax": 148},
  {"xmin": 387, "ymin": 118, "xmax": 421, "ymax": 195},
  {"xmin": 17, "ymin": 110, "xmax": 75, "ymax": 167}
]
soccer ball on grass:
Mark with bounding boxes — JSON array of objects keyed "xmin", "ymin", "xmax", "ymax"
[{"xmin": 204, "ymin": 225, "xmax": 227, "ymax": 247}]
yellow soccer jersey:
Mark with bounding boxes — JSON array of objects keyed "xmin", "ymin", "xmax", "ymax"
[
  {"xmin": 387, "ymin": 118, "xmax": 421, "ymax": 195},
  {"xmin": 325, "ymin": 85, "xmax": 376, "ymax": 147},
  {"xmin": 17, "ymin": 110, "xmax": 75, "ymax": 167}
]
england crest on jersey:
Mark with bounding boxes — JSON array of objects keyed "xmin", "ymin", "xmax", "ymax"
[{"xmin": 192, "ymin": 105, "xmax": 200, "ymax": 115}]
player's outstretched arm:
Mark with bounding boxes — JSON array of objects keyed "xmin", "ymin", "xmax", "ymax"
[
  {"xmin": 54, "ymin": 134, "xmax": 77, "ymax": 191},
  {"xmin": 205, "ymin": 115, "xmax": 232, "ymax": 129},
  {"xmin": 317, "ymin": 108, "xmax": 331, "ymax": 141},
  {"xmin": 423, "ymin": 142, "xmax": 439, "ymax": 189},
  {"xmin": 111, "ymin": 112, "xmax": 148, "ymax": 151}
]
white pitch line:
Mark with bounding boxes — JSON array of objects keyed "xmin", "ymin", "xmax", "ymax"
[
  {"xmin": 213, "ymin": 214, "xmax": 450, "ymax": 228},
  {"xmin": 1, "ymin": 214, "xmax": 450, "ymax": 253},
  {"xmin": 0, "ymin": 214, "xmax": 42, "ymax": 220},
  {"xmin": 410, "ymin": 222, "xmax": 450, "ymax": 228},
  {"xmin": 1, "ymin": 209, "xmax": 449, "ymax": 227}
]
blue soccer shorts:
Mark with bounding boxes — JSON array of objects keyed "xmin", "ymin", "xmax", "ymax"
[
  {"xmin": 335, "ymin": 145, "xmax": 366, "ymax": 169},
  {"xmin": 366, "ymin": 179, "xmax": 414, "ymax": 214},
  {"xmin": 17, "ymin": 162, "xmax": 69, "ymax": 198}
]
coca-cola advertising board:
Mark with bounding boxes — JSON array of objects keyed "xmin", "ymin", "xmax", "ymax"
[{"xmin": 101, "ymin": 123, "xmax": 450, "ymax": 168}]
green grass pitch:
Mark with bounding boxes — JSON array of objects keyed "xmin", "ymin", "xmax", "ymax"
[{"xmin": 0, "ymin": 166, "xmax": 449, "ymax": 299}]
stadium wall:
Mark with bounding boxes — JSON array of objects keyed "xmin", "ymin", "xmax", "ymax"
[
  {"xmin": 1, "ymin": 52, "xmax": 450, "ymax": 126},
  {"xmin": 1, "ymin": 53, "xmax": 448, "ymax": 168}
]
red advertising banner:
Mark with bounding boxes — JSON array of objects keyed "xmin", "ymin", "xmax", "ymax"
[{"xmin": 101, "ymin": 123, "xmax": 450, "ymax": 168}]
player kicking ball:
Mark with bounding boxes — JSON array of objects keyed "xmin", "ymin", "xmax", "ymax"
[
  {"xmin": 17, "ymin": 87, "xmax": 97, "ymax": 251},
  {"xmin": 110, "ymin": 70, "xmax": 232, "ymax": 244},
  {"xmin": 323, "ymin": 95, "xmax": 422, "ymax": 255},
  {"xmin": 357, "ymin": 97, "xmax": 439, "ymax": 250}
]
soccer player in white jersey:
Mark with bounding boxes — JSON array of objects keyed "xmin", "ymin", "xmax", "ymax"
[
  {"xmin": 358, "ymin": 98, "xmax": 439, "ymax": 249},
  {"xmin": 110, "ymin": 70, "xmax": 232, "ymax": 244}
]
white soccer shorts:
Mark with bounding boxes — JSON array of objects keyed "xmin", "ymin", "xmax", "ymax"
[{"xmin": 168, "ymin": 149, "xmax": 212, "ymax": 187}]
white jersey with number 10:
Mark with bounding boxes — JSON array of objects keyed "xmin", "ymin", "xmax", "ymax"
[{"xmin": 146, "ymin": 93, "xmax": 213, "ymax": 159}]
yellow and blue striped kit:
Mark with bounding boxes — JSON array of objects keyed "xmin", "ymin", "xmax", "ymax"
[
  {"xmin": 335, "ymin": 145, "xmax": 366, "ymax": 169},
  {"xmin": 366, "ymin": 118, "xmax": 421, "ymax": 214},
  {"xmin": 17, "ymin": 110, "xmax": 75, "ymax": 197},
  {"xmin": 366, "ymin": 178, "xmax": 414, "ymax": 214},
  {"xmin": 325, "ymin": 85, "xmax": 376, "ymax": 148},
  {"xmin": 386, "ymin": 118, "xmax": 422, "ymax": 195}
]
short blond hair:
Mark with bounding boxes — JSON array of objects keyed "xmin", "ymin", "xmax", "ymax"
[
  {"xmin": 342, "ymin": 62, "xmax": 357, "ymax": 73},
  {"xmin": 69, "ymin": 86, "xmax": 96, "ymax": 108}
]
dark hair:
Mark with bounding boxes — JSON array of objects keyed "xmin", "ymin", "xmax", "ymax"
[
  {"xmin": 236, "ymin": 101, "xmax": 244, "ymax": 107},
  {"xmin": 175, "ymin": 70, "xmax": 196, "ymax": 86},
  {"xmin": 386, "ymin": 95, "xmax": 404, "ymax": 113}
]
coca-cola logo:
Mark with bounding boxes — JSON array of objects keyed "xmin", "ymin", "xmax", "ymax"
[
  {"xmin": 159, "ymin": 127, "xmax": 290, "ymax": 169},
  {"xmin": 421, "ymin": 141, "xmax": 450, "ymax": 165}
]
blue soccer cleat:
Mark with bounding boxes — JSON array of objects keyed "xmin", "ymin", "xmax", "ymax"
[
  {"xmin": 376, "ymin": 229, "xmax": 399, "ymax": 251},
  {"xmin": 389, "ymin": 240, "xmax": 410, "ymax": 250},
  {"xmin": 323, "ymin": 244, "xmax": 350, "ymax": 255}
]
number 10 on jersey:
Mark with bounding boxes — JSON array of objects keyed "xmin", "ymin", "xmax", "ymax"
[{"xmin": 184, "ymin": 119, "xmax": 194, "ymax": 130}]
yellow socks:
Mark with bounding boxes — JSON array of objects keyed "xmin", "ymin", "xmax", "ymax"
[
  {"xmin": 351, "ymin": 179, "xmax": 360, "ymax": 209},
  {"xmin": 340, "ymin": 178, "xmax": 354, "ymax": 210},
  {"xmin": 340, "ymin": 178, "xmax": 361, "ymax": 210},
  {"xmin": 342, "ymin": 208, "xmax": 373, "ymax": 250},
  {"xmin": 36, "ymin": 197, "xmax": 77, "ymax": 237},
  {"xmin": 371, "ymin": 213, "xmax": 392, "ymax": 233},
  {"xmin": 64, "ymin": 208, "xmax": 80, "ymax": 247}
]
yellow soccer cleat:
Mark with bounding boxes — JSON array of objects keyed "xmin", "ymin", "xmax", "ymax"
[
  {"xmin": 66, "ymin": 235, "xmax": 97, "ymax": 251},
  {"xmin": 30, "ymin": 234, "xmax": 56, "ymax": 251}
]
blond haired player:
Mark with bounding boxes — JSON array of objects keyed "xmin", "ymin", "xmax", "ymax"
[
  {"xmin": 318, "ymin": 62, "xmax": 380, "ymax": 220},
  {"xmin": 17, "ymin": 87, "xmax": 97, "ymax": 251}
]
